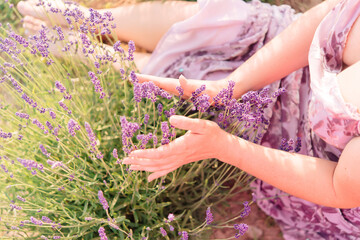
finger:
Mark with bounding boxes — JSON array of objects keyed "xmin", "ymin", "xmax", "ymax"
[
  {"xmin": 135, "ymin": 73, "xmax": 179, "ymax": 95},
  {"xmin": 129, "ymin": 162, "xmax": 179, "ymax": 172},
  {"xmin": 148, "ymin": 167, "xmax": 178, "ymax": 182},
  {"xmin": 128, "ymin": 138, "xmax": 183, "ymax": 158},
  {"xmin": 169, "ymin": 115, "xmax": 218, "ymax": 134},
  {"xmin": 17, "ymin": 1, "xmax": 44, "ymax": 19},
  {"xmin": 123, "ymin": 157, "xmax": 171, "ymax": 166}
]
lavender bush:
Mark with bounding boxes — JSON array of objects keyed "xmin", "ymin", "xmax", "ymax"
[{"xmin": 0, "ymin": 1, "xmax": 285, "ymax": 239}]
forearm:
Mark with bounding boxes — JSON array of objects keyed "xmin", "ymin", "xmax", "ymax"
[
  {"xmin": 228, "ymin": 0, "xmax": 340, "ymax": 98},
  {"xmin": 100, "ymin": 1, "xmax": 198, "ymax": 52},
  {"xmin": 218, "ymin": 132, "xmax": 359, "ymax": 208}
]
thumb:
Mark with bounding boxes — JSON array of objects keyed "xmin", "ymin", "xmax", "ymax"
[{"xmin": 169, "ymin": 115, "xmax": 212, "ymax": 134}]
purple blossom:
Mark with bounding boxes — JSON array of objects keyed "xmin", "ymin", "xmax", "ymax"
[
  {"xmin": 32, "ymin": 119, "xmax": 48, "ymax": 134},
  {"xmin": 169, "ymin": 225, "xmax": 174, "ymax": 231},
  {"xmin": 18, "ymin": 158, "xmax": 44, "ymax": 173},
  {"xmin": 112, "ymin": 148, "xmax": 118, "ymax": 159},
  {"xmin": 41, "ymin": 216, "xmax": 52, "ymax": 223},
  {"xmin": 85, "ymin": 122, "xmax": 96, "ymax": 147},
  {"xmin": 10, "ymin": 204, "xmax": 22, "ymax": 210},
  {"xmin": 205, "ymin": 207, "xmax": 214, "ymax": 225},
  {"xmin": 167, "ymin": 213, "xmax": 175, "ymax": 222},
  {"xmin": 98, "ymin": 190, "xmax": 109, "ymax": 210},
  {"xmin": 157, "ymin": 103, "xmax": 163, "ymax": 115},
  {"xmin": 39, "ymin": 144, "xmax": 50, "ymax": 158},
  {"xmin": 59, "ymin": 101, "xmax": 71, "ymax": 114},
  {"xmin": 127, "ymin": 40, "xmax": 135, "ymax": 61},
  {"xmin": 160, "ymin": 227, "xmax": 167, "ymax": 236},
  {"xmin": 113, "ymin": 41, "xmax": 123, "ymax": 53},
  {"xmin": 22, "ymin": 93, "xmax": 37, "ymax": 108},
  {"xmin": 1, "ymin": 163, "xmax": 9, "ymax": 173},
  {"xmin": 16, "ymin": 195, "xmax": 26, "ymax": 202},
  {"xmin": 120, "ymin": 116, "xmax": 140, "ymax": 154},
  {"xmin": 88, "ymin": 71, "xmax": 105, "ymax": 99},
  {"xmin": 136, "ymin": 133, "xmax": 153, "ymax": 149},
  {"xmin": 46, "ymin": 121, "xmax": 53, "ymax": 130},
  {"xmin": 160, "ymin": 122, "xmax": 171, "ymax": 145},
  {"xmin": 178, "ymin": 231, "xmax": 189, "ymax": 240},
  {"xmin": 47, "ymin": 160, "xmax": 66, "ymax": 169},
  {"xmin": 234, "ymin": 223, "xmax": 248, "ymax": 238},
  {"xmin": 0, "ymin": 129, "xmax": 12, "ymax": 139},
  {"xmin": 55, "ymin": 81, "xmax": 67, "ymax": 93},
  {"xmin": 67, "ymin": 119, "xmax": 80, "ymax": 137},
  {"xmin": 98, "ymin": 226, "xmax": 108, "ymax": 240},
  {"xmin": 30, "ymin": 216, "xmax": 43, "ymax": 226},
  {"xmin": 49, "ymin": 111, "xmax": 56, "ymax": 119},
  {"xmin": 239, "ymin": 201, "xmax": 250, "ymax": 218},
  {"xmin": 279, "ymin": 137, "xmax": 301, "ymax": 153}
]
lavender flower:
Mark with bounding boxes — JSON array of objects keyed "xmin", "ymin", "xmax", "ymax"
[
  {"xmin": 16, "ymin": 196, "xmax": 26, "ymax": 202},
  {"xmin": 144, "ymin": 114, "xmax": 149, "ymax": 125},
  {"xmin": 160, "ymin": 227, "xmax": 167, "ymax": 236},
  {"xmin": 160, "ymin": 122, "xmax": 171, "ymax": 145},
  {"xmin": 67, "ymin": 119, "xmax": 81, "ymax": 136},
  {"xmin": 167, "ymin": 213, "xmax": 175, "ymax": 222},
  {"xmin": 49, "ymin": 111, "xmax": 56, "ymax": 119},
  {"xmin": 39, "ymin": 144, "xmax": 51, "ymax": 158},
  {"xmin": 15, "ymin": 112, "xmax": 29, "ymax": 119},
  {"xmin": 55, "ymin": 81, "xmax": 67, "ymax": 93},
  {"xmin": 113, "ymin": 41, "xmax": 123, "ymax": 53},
  {"xmin": 59, "ymin": 101, "xmax": 71, "ymax": 115},
  {"xmin": 178, "ymin": 231, "xmax": 189, "ymax": 240},
  {"xmin": 280, "ymin": 137, "xmax": 301, "ymax": 153},
  {"xmin": 0, "ymin": 129, "xmax": 12, "ymax": 139},
  {"xmin": 234, "ymin": 223, "xmax": 248, "ymax": 238},
  {"xmin": 112, "ymin": 148, "xmax": 118, "ymax": 159},
  {"xmin": 127, "ymin": 40, "xmax": 135, "ymax": 61},
  {"xmin": 88, "ymin": 71, "xmax": 105, "ymax": 98},
  {"xmin": 10, "ymin": 204, "xmax": 22, "ymax": 210},
  {"xmin": 98, "ymin": 226, "xmax": 108, "ymax": 240},
  {"xmin": 120, "ymin": 116, "xmax": 140, "ymax": 153},
  {"xmin": 30, "ymin": 216, "xmax": 43, "ymax": 226},
  {"xmin": 98, "ymin": 190, "xmax": 109, "ymax": 210},
  {"xmin": 18, "ymin": 158, "xmax": 44, "ymax": 173},
  {"xmin": 205, "ymin": 207, "xmax": 214, "ymax": 225},
  {"xmin": 239, "ymin": 201, "xmax": 250, "ymax": 218}
]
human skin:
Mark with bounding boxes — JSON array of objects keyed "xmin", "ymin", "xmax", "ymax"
[
  {"xmin": 123, "ymin": 0, "xmax": 360, "ymax": 209},
  {"xmin": 18, "ymin": 0, "xmax": 360, "ymax": 209}
]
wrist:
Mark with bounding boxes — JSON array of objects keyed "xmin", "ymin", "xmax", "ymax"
[{"xmin": 215, "ymin": 129, "xmax": 244, "ymax": 169}]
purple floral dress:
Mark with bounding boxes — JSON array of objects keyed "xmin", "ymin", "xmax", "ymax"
[{"xmin": 142, "ymin": 0, "xmax": 360, "ymax": 239}]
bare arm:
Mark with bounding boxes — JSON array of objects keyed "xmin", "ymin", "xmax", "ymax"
[
  {"xmin": 229, "ymin": 0, "xmax": 341, "ymax": 98},
  {"xmin": 219, "ymin": 130, "xmax": 360, "ymax": 209}
]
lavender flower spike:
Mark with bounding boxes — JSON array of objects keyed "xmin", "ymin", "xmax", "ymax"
[
  {"xmin": 98, "ymin": 190, "xmax": 109, "ymax": 210},
  {"xmin": 205, "ymin": 207, "xmax": 214, "ymax": 225},
  {"xmin": 98, "ymin": 226, "xmax": 108, "ymax": 240}
]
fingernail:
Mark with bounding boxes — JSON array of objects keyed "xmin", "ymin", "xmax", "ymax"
[{"xmin": 169, "ymin": 115, "xmax": 180, "ymax": 125}]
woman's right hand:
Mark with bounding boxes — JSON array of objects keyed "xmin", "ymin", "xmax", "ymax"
[{"xmin": 135, "ymin": 74, "xmax": 231, "ymax": 100}]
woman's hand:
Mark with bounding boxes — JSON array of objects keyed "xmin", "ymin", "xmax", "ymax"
[
  {"xmin": 136, "ymin": 74, "xmax": 229, "ymax": 100},
  {"xmin": 122, "ymin": 115, "xmax": 229, "ymax": 182}
]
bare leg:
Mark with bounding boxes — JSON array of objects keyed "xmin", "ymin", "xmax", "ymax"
[{"xmin": 17, "ymin": 0, "xmax": 199, "ymax": 52}]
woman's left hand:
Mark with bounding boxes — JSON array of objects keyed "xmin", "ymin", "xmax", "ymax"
[{"xmin": 122, "ymin": 115, "xmax": 228, "ymax": 182}]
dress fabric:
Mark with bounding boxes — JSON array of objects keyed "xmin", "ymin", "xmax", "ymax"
[{"xmin": 142, "ymin": 0, "xmax": 360, "ymax": 239}]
